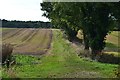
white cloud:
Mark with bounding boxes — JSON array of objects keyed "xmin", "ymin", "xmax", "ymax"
[{"xmin": 0, "ymin": 0, "xmax": 49, "ymax": 22}]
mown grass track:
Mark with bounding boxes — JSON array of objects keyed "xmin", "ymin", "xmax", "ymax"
[{"xmin": 2, "ymin": 28, "xmax": 53, "ymax": 55}]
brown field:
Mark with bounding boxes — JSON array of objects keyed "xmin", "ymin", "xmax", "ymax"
[{"xmin": 2, "ymin": 28, "xmax": 53, "ymax": 55}]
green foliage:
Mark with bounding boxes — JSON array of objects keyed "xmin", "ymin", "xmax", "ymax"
[
  {"xmin": 2, "ymin": 19, "xmax": 52, "ymax": 28},
  {"xmin": 41, "ymin": 2, "xmax": 79, "ymax": 41},
  {"xmin": 41, "ymin": 2, "xmax": 119, "ymax": 56},
  {"xmin": 41, "ymin": 2, "xmax": 53, "ymax": 18},
  {"xmin": 104, "ymin": 3, "xmax": 120, "ymax": 31}
]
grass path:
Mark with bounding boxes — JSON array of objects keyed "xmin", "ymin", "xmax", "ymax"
[{"xmin": 2, "ymin": 30, "xmax": 118, "ymax": 78}]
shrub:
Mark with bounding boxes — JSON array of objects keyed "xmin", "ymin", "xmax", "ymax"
[{"xmin": 1, "ymin": 43, "xmax": 13, "ymax": 67}]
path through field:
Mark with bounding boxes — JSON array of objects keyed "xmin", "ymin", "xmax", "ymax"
[{"xmin": 2, "ymin": 28, "xmax": 52, "ymax": 55}]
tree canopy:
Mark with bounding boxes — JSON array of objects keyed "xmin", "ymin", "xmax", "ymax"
[{"xmin": 41, "ymin": 2, "xmax": 120, "ymax": 59}]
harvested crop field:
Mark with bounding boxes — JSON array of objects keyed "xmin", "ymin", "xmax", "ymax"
[{"xmin": 2, "ymin": 28, "xmax": 53, "ymax": 55}]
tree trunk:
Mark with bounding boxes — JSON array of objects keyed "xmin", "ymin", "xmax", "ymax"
[
  {"xmin": 91, "ymin": 49, "xmax": 101, "ymax": 60},
  {"xmin": 83, "ymin": 30, "xmax": 89, "ymax": 50},
  {"xmin": 82, "ymin": 30, "xmax": 90, "ymax": 57}
]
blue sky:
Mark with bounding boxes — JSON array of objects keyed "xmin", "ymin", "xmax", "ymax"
[{"xmin": 0, "ymin": 0, "xmax": 49, "ymax": 22}]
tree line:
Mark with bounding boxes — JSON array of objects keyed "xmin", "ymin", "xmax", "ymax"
[
  {"xmin": 1, "ymin": 19, "xmax": 52, "ymax": 28},
  {"xmin": 41, "ymin": 2, "xmax": 120, "ymax": 59}
]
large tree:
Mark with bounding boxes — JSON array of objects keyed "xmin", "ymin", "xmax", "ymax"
[{"xmin": 41, "ymin": 2, "xmax": 119, "ymax": 59}]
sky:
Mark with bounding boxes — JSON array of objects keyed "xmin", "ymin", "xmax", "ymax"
[{"xmin": 0, "ymin": 0, "xmax": 49, "ymax": 22}]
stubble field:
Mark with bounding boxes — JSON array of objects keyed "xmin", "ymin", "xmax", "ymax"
[{"xmin": 2, "ymin": 28, "xmax": 52, "ymax": 55}]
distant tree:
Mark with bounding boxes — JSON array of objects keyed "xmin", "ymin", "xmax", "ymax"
[{"xmin": 2, "ymin": 19, "xmax": 51, "ymax": 28}]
